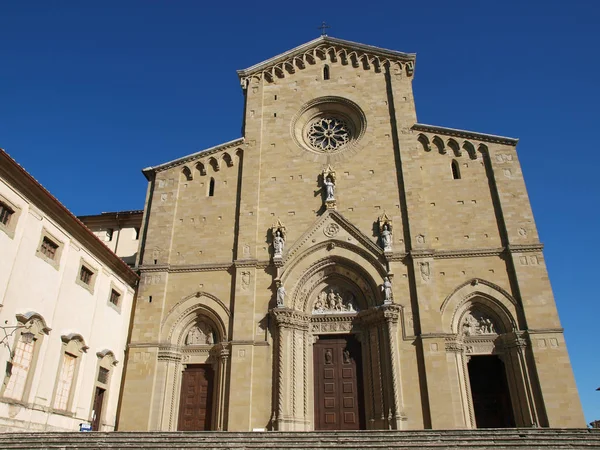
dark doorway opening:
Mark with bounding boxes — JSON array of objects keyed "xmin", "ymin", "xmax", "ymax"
[
  {"xmin": 91, "ymin": 387, "xmax": 105, "ymax": 431},
  {"xmin": 313, "ymin": 334, "xmax": 366, "ymax": 430},
  {"xmin": 178, "ymin": 364, "xmax": 214, "ymax": 431},
  {"xmin": 468, "ymin": 355, "xmax": 515, "ymax": 428}
]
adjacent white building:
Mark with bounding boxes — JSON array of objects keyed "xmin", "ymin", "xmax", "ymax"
[{"xmin": 0, "ymin": 149, "xmax": 138, "ymax": 431}]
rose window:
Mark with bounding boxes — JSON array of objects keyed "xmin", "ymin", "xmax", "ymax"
[{"xmin": 307, "ymin": 117, "xmax": 351, "ymax": 152}]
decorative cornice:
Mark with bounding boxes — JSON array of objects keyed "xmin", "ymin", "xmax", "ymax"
[
  {"xmin": 412, "ymin": 124, "xmax": 518, "ymax": 146},
  {"xmin": 237, "ymin": 36, "xmax": 415, "ymax": 85},
  {"xmin": 507, "ymin": 244, "xmax": 544, "ymax": 253},
  {"xmin": 410, "ymin": 244, "xmax": 543, "ymax": 260},
  {"xmin": 525, "ymin": 328, "xmax": 564, "ymax": 335},
  {"xmin": 142, "ymin": 137, "xmax": 244, "ymax": 178},
  {"xmin": 139, "ymin": 262, "xmax": 232, "ymax": 273}
]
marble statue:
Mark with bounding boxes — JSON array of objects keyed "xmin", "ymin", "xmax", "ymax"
[
  {"xmin": 273, "ymin": 230, "xmax": 284, "ymax": 256},
  {"xmin": 382, "ymin": 277, "xmax": 393, "ymax": 304},
  {"xmin": 276, "ymin": 282, "xmax": 286, "ymax": 308},
  {"xmin": 324, "ymin": 176, "xmax": 335, "ymax": 201},
  {"xmin": 381, "ymin": 223, "xmax": 392, "ymax": 251}
]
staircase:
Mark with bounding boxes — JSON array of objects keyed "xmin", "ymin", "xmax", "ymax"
[{"xmin": 0, "ymin": 429, "xmax": 599, "ymax": 449}]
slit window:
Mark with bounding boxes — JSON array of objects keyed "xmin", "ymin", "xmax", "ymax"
[
  {"xmin": 208, "ymin": 177, "xmax": 215, "ymax": 197},
  {"xmin": 451, "ymin": 160, "xmax": 461, "ymax": 180},
  {"xmin": 323, "ymin": 65, "xmax": 330, "ymax": 80}
]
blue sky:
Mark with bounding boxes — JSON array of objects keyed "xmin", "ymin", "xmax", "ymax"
[{"xmin": 1, "ymin": 1, "xmax": 599, "ymax": 424}]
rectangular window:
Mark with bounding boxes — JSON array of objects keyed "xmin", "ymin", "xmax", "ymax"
[
  {"xmin": 53, "ymin": 353, "xmax": 76, "ymax": 410},
  {"xmin": 109, "ymin": 289, "xmax": 120, "ymax": 306},
  {"xmin": 97, "ymin": 367, "xmax": 109, "ymax": 384},
  {"xmin": 0, "ymin": 202, "xmax": 14, "ymax": 226},
  {"xmin": 40, "ymin": 237, "xmax": 59, "ymax": 260},
  {"xmin": 4, "ymin": 337, "xmax": 34, "ymax": 400},
  {"xmin": 79, "ymin": 266, "xmax": 93, "ymax": 285}
]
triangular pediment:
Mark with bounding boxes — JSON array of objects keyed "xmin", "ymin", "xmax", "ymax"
[
  {"xmin": 284, "ymin": 209, "xmax": 383, "ymax": 264},
  {"xmin": 237, "ymin": 36, "xmax": 415, "ymax": 85}
]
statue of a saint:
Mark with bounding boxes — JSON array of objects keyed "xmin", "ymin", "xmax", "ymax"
[
  {"xmin": 273, "ymin": 230, "xmax": 284, "ymax": 256},
  {"xmin": 276, "ymin": 282, "xmax": 286, "ymax": 308},
  {"xmin": 324, "ymin": 175, "xmax": 335, "ymax": 201},
  {"xmin": 382, "ymin": 277, "xmax": 393, "ymax": 304},
  {"xmin": 381, "ymin": 223, "xmax": 392, "ymax": 251}
]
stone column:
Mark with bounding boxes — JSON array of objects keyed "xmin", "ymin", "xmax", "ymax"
[
  {"xmin": 212, "ymin": 345, "xmax": 230, "ymax": 430},
  {"xmin": 382, "ymin": 304, "xmax": 404, "ymax": 429},
  {"xmin": 270, "ymin": 308, "xmax": 310, "ymax": 431}
]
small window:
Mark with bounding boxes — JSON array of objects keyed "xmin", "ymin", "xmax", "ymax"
[
  {"xmin": 106, "ymin": 228, "xmax": 114, "ymax": 241},
  {"xmin": 109, "ymin": 289, "xmax": 120, "ymax": 306},
  {"xmin": 208, "ymin": 177, "xmax": 215, "ymax": 197},
  {"xmin": 0, "ymin": 202, "xmax": 14, "ymax": 226},
  {"xmin": 79, "ymin": 266, "xmax": 93, "ymax": 285},
  {"xmin": 40, "ymin": 237, "xmax": 59, "ymax": 260},
  {"xmin": 323, "ymin": 64, "xmax": 330, "ymax": 80},
  {"xmin": 451, "ymin": 159, "xmax": 461, "ymax": 180},
  {"xmin": 134, "ymin": 227, "xmax": 140, "ymax": 240},
  {"xmin": 98, "ymin": 367, "xmax": 109, "ymax": 384}
]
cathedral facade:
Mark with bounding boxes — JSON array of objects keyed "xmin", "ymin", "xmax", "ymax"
[{"xmin": 118, "ymin": 37, "xmax": 584, "ymax": 431}]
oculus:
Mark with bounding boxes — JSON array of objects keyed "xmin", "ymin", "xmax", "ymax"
[{"xmin": 291, "ymin": 96, "xmax": 366, "ymax": 156}]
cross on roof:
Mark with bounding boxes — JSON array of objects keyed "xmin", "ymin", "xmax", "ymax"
[{"xmin": 318, "ymin": 21, "xmax": 330, "ymax": 36}]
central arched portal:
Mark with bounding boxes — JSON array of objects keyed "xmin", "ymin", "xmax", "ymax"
[{"xmin": 271, "ymin": 256, "xmax": 404, "ymax": 431}]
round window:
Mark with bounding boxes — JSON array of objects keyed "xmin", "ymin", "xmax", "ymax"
[{"xmin": 291, "ymin": 97, "xmax": 366, "ymax": 156}]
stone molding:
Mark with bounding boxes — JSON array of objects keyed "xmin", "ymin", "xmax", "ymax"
[
  {"xmin": 412, "ymin": 123, "xmax": 518, "ymax": 146},
  {"xmin": 237, "ymin": 36, "xmax": 415, "ymax": 86},
  {"xmin": 142, "ymin": 138, "xmax": 244, "ymax": 176}
]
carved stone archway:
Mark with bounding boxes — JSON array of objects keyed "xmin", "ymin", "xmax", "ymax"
[
  {"xmin": 444, "ymin": 298, "xmax": 542, "ymax": 428},
  {"xmin": 271, "ymin": 258, "xmax": 405, "ymax": 431}
]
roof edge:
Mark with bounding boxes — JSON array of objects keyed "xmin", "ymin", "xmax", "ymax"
[
  {"xmin": 237, "ymin": 36, "xmax": 416, "ymax": 78},
  {"xmin": 412, "ymin": 124, "xmax": 518, "ymax": 146},
  {"xmin": 0, "ymin": 149, "xmax": 138, "ymax": 287},
  {"xmin": 142, "ymin": 137, "xmax": 244, "ymax": 179}
]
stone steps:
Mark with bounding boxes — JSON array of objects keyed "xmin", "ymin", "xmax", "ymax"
[{"xmin": 0, "ymin": 429, "xmax": 599, "ymax": 449}]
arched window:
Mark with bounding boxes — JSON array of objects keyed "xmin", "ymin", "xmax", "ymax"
[
  {"xmin": 323, "ymin": 64, "xmax": 330, "ymax": 80},
  {"xmin": 208, "ymin": 177, "xmax": 215, "ymax": 197},
  {"xmin": 451, "ymin": 160, "xmax": 461, "ymax": 180}
]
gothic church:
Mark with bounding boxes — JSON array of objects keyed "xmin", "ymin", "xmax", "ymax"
[{"xmin": 118, "ymin": 36, "xmax": 585, "ymax": 431}]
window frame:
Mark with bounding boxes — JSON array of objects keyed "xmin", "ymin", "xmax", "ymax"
[
  {"xmin": 50, "ymin": 334, "xmax": 88, "ymax": 413},
  {"xmin": 35, "ymin": 229, "xmax": 64, "ymax": 270},
  {"xmin": 75, "ymin": 258, "xmax": 98, "ymax": 294},
  {"xmin": 0, "ymin": 194, "xmax": 22, "ymax": 239},
  {"xmin": 107, "ymin": 284, "xmax": 123, "ymax": 313}
]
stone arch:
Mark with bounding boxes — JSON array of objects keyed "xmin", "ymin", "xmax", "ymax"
[
  {"xmin": 222, "ymin": 152, "xmax": 233, "ymax": 167},
  {"xmin": 462, "ymin": 140, "xmax": 477, "ymax": 160},
  {"xmin": 181, "ymin": 166, "xmax": 192, "ymax": 181},
  {"xmin": 161, "ymin": 291, "xmax": 229, "ymax": 345},
  {"xmin": 432, "ymin": 135, "xmax": 445, "ymax": 154},
  {"xmin": 281, "ymin": 241, "xmax": 386, "ymax": 311},
  {"xmin": 196, "ymin": 161, "xmax": 206, "ymax": 176},
  {"xmin": 447, "ymin": 138, "xmax": 461, "ymax": 157},
  {"xmin": 208, "ymin": 157, "xmax": 220, "ymax": 172},
  {"xmin": 440, "ymin": 279, "xmax": 520, "ymax": 334},
  {"xmin": 417, "ymin": 133, "xmax": 431, "ymax": 152}
]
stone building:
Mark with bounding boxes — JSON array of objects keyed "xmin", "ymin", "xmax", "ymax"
[
  {"xmin": 78, "ymin": 211, "xmax": 143, "ymax": 267},
  {"xmin": 0, "ymin": 149, "xmax": 138, "ymax": 431},
  {"xmin": 118, "ymin": 36, "xmax": 585, "ymax": 431}
]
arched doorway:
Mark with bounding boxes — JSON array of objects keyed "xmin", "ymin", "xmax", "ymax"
[{"xmin": 271, "ymin": 257, "xmax": 405, "ymax": 431}]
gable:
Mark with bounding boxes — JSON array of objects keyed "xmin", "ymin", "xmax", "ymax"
[{"xmin": 237, "ymin": 36, "xmax": 416, "ymax": 86}]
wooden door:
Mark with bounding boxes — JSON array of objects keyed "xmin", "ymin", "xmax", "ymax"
[
  {"xmin": 91, "ymin": 387, "xmax": 105, "ymax": 431},
  {"xmin": 177, "ymin": 365, "xmax": 214, "ymax": 431},
  {"xmin": 313, "ymin": 335, "xmax": 365, "ymax": 430}
]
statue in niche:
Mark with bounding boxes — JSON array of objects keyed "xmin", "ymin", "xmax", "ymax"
[
  {"xmin": 462, "ymin": 310, "xmax": 496, "ymax": 336},
  {"xmin": 276, "ymin": 282, "xmax": 286, "ymax": 308},
  {"xmin": 185, "ymin": 321, "xmax": 215, "ymax": 345},
  {"xmin": 381, "ymin": 223, "xmax": 392, "ymax": 251},
  {"xmin": 313, "ymin": 288, "xmax": 358, "ymax": 314},
  {"xmin": 273, "ymin": 230, "xmax": 285, "ymax": 256},
  {"xmin": 322, "ymin": 165, "xmax": 336, "ymax": 203},
  {"xmin": 382, "ymin": 277, "xmax": 393, "ymax": 304}
]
